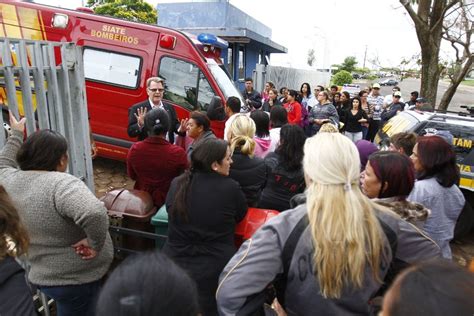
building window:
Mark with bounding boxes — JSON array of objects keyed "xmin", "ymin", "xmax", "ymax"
[
  {"xmin": 83, "ymin": 48, "xmax": 141, "ymax": 89},
  {"xmin": 158, "ymin": 57, "xmax": 216, "ymax": 111},
  {"xmin": 238, "ymin": 46, "xmax": 245, "ymax": 80}
]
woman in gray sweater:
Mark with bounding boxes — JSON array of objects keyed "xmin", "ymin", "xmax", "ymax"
[{"xmin": 0, "ymin": 113, "xmax": 113, "ymax": 316}]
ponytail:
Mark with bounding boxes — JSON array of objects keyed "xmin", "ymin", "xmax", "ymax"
[
  {"xmin": 230, "ymin": 135, "xmax": 255, "ymax": 157},
  {"xmin": 228, "ymin": 114, "xmax": 256, "ymax": 157},
  {"xmin": 145, "ymin": 108, "xmax": 170, "ymax": 137}
]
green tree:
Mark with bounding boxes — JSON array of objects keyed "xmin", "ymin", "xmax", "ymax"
[
  {"xmin": 87, "ymin": 0, "xmax": 158, "ymax": 24},
  {"xmin": 332, "ymin": 70, "xmax": 353, "ymax": 86},
  {"xmin": 339, "ymin": 56, "xmax": 358, "ymax": 73}
]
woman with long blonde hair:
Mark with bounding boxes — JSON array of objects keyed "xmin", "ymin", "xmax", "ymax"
[
  {"xmin": 227, "ymin": 115, "xmax": 267, "ymax": 206},
  {"xmin": 217, "ymin": 132, "xmax": 441, "ymax": 315},
  {"xmin": 217, "ymin": 132, "xmax": 389, "ymax": 314}
]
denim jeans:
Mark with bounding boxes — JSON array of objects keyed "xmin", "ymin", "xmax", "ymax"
[{"xmin": 39, "ymin": 280, "xmax": 101, "ymax": 316}]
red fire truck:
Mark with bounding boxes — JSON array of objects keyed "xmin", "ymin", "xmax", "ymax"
[{"xmin": 0, "ymin": 1, "xmax": 241, "ymax": 160}]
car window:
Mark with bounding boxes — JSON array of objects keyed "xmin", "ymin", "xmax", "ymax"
[
  {"xmin": 375, "ymin": 112, "xmax": 420, "ymax": 145},
  {"xmin": 159, "ymin": 57, "xmax": 216, "ymax": 112},
  {"xmin": 417, "ymin": 120, "xmax": 473, "ymax": 163}
]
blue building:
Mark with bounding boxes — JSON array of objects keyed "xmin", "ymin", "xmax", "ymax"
[{"xmin": 156, "ymin": 0, "xmax": 287, "ymax": 90}]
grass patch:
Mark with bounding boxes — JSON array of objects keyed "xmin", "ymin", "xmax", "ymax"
[{"xmin": 461, "ymin": 80, "xmax": 474, "ymax": 86}]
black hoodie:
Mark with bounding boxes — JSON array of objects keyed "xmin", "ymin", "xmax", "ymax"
[{"xmin": 0, "ymin": 257, "xmax": 36, "ymax": 316}]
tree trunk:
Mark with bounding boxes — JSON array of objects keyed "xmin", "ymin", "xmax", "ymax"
[
  {"xmin": 438, "ymin": 57, "xmax": 474, "ymax": 110},
  {"xmin": 417, "ymin": 29, "xmax": 442, "ymax": 108}
]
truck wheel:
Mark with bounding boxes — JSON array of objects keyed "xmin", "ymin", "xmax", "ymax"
[{"xmin": 454, "ymin": 190, "xmax": 474, "ymax": 240}]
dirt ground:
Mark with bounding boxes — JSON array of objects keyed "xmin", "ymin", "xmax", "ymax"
[{"xmin": 93, "ymin": 157, "xmax": 474, "ymax": 267}]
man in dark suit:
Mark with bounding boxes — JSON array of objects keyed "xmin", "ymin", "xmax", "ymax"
[{"xmin": 127, "ymin": 77, "xmax": 180, "ymax": 143}]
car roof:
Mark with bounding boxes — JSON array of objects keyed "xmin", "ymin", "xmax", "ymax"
[{"xmin": 405, "ymin": 110, "xmax": 474, "ymax": 126}]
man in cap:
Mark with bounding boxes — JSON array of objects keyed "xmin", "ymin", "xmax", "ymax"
[
  {"xmin": 366, "ymin": 83, "xmax": 385, "ymax": 141},
  {"xmin": 381, "ymin": 90, "xmax": 404, "ymax": 124},
  {"xmin": 414, "ymin": 97, "xmax": 434, "ymax": 112},
  {"xmin": 404, "ymin": 91, "xmax": 419, "ymax": 110},
  {"xmin": 383, "ymin": 86, "xmax": 404, "ymax": 108}
]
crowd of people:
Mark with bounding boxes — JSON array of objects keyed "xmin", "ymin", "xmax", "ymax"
[{"xmin": 0, "ymin": 74, "xmax": 471, "ymax": 316}]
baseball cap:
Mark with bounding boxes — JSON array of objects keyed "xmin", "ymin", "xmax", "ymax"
[
  {"xmin": 416, "ymin": 97, "xmax": 426, "ymax": 103},
  {"xmin": 372, "ymin": 83, "xmax": 381, "ymax": 89},
  {"xmin": 393, "ymin": 91, "xmax": 402, "ymax": 97}
]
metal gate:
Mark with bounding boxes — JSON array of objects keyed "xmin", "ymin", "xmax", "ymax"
[{"xmin": 0, "ymin": 38, "xmax": 94, "ymax": 190}]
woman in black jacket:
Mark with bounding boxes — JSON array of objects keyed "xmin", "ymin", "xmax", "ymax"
[
  {"xmin": 0, "ymin": 186, "xmax": 36, "ymax": 316},
  {"xmin": 343, "ymin": 96, "xmax": 368, "ymax": 143},
  {"xmin": 258, "ymin": 124, "xmax": 306, "ymax": 211},
  {"xmin": 164, "ymin": 138, "xmax": 247, "ymax": 316},
  {"xmin": 228, "ymin": 115, "xmax": 267, "ymax": 206}
]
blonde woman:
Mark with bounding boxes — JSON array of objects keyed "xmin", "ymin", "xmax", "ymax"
[
  {"xmin": 227, "ymin": 114, "xmax": 267, "ymax": 206},
  {"xmin": 216, "ymin": 132, "xmax": 441, "ymax": 315}
]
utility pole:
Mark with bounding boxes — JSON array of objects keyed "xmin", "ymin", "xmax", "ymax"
[{"xmin": 363, "ymin": 45, "xmax": 367, "ymax": 69}]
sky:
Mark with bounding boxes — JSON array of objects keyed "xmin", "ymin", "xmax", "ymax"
[{"xmin": 34, "ymin": 0, "xmax": 455, "ymax": 70}]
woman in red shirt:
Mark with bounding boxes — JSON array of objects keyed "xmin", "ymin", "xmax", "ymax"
[
  {"xmin": 283, "ymin": 89, "xmax": 302, "ymax": 125},
  {"xmin": 127, "ymin": 108, "xmax": 188, "ymax": 208}
]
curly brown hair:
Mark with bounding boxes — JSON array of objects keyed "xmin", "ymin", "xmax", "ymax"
[{"xmin": 0, "ymin": 185, "xmax": 29, "ymax": 258}]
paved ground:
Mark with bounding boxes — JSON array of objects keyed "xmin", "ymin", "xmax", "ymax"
[
  {"xmin": 93, "ymin": 157, "xmax": 474, "ymax": 267},
  {"xmin": 355, "ymin": 78, "xmax": 474, "ymax": 113}
]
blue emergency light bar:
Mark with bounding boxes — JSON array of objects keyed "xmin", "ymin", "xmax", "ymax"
[{"xmin": 197, "ymin": 33, "xmax": 228, "ymax": 50}]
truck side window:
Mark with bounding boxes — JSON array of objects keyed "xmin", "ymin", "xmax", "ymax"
[
  {"xmin": 83, "ymin": 48, "xmax": 141, "ymax": 89},
  {"xmin": 422, "ymin": 121, "xmax": 473, "ymax": 163},
  {"xmin": 159, "ymin": 57, "xmax": 216, "ymax": 112}
]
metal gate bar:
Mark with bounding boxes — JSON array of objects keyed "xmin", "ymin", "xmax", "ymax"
[{"xmin": 0, "ymin": 38, "xmax": 94, "ymax": 190}]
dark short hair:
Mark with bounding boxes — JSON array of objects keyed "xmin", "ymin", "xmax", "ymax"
[
  {"xmin": 386, "ymin": 259, "xmax": 474, "ymax": 316},
  {"xmin": 279, "ymin": 87, "xmax": 288, "ymax": 94},
  {"xmin": 393, "ymin": 86, "xmax": 401, "ymax": 91},
  {"xmin": 16, "ymin": 130, "xmax": 68, "ymax": 171},
  {"xmin": 244, "ymin": 77, "xmax": 253, "ymax": 83},
  {"xmin": 411, "ymin": 91, "xmax": 419, "ymax": 97},
  {"xmin": 368, "ymin": 151, "xmax": 415, "ymax": 199},
  {"xmin": 331, "ymin": 85, "xmax": 338, "ymax": 90},
  {"xmin": 358, "ymin": 90, "xmax": 368, "ymax": 97},
  {"xmin": 250, "ymin": 110, "xmax": 270, "ymax": 138},
  {"xmin": 190, "ymin": 111, "xmax": 211, "ymax": 132},
  {"xmin": 390, "ymin": 132, "xmax": 417, "ymax": 156},
  {"xmin": 226, "ymin": 96, "xmax": 241, "ymax": 114},
  {"xmin": 145, "ymin": 108, "xmax": 170, "ymax": 136},
  {"xmin": 416, "ymin": 136, "xmax": 459, "ymax": 187},
  {"xmin": 270, "ymin": 106, "xmax": 288, "ymax": 128},
  {"xmin": 96, "ymin": 251, "xmax": 199, "ymax": 316}
]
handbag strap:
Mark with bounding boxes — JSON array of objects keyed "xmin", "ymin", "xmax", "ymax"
[{"xmin": 275, "ymin": 213, "xmax": 309, "ymax": 306}]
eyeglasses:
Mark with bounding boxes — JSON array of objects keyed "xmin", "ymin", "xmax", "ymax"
[{"xmin": 148, "ymin": 88, "xmax": 165, "ymax": 93}]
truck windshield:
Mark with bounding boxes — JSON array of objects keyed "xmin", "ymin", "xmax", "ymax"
[{"xmin": 208, "ymin": 62, "xmax": 244, "ymax": 105}]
